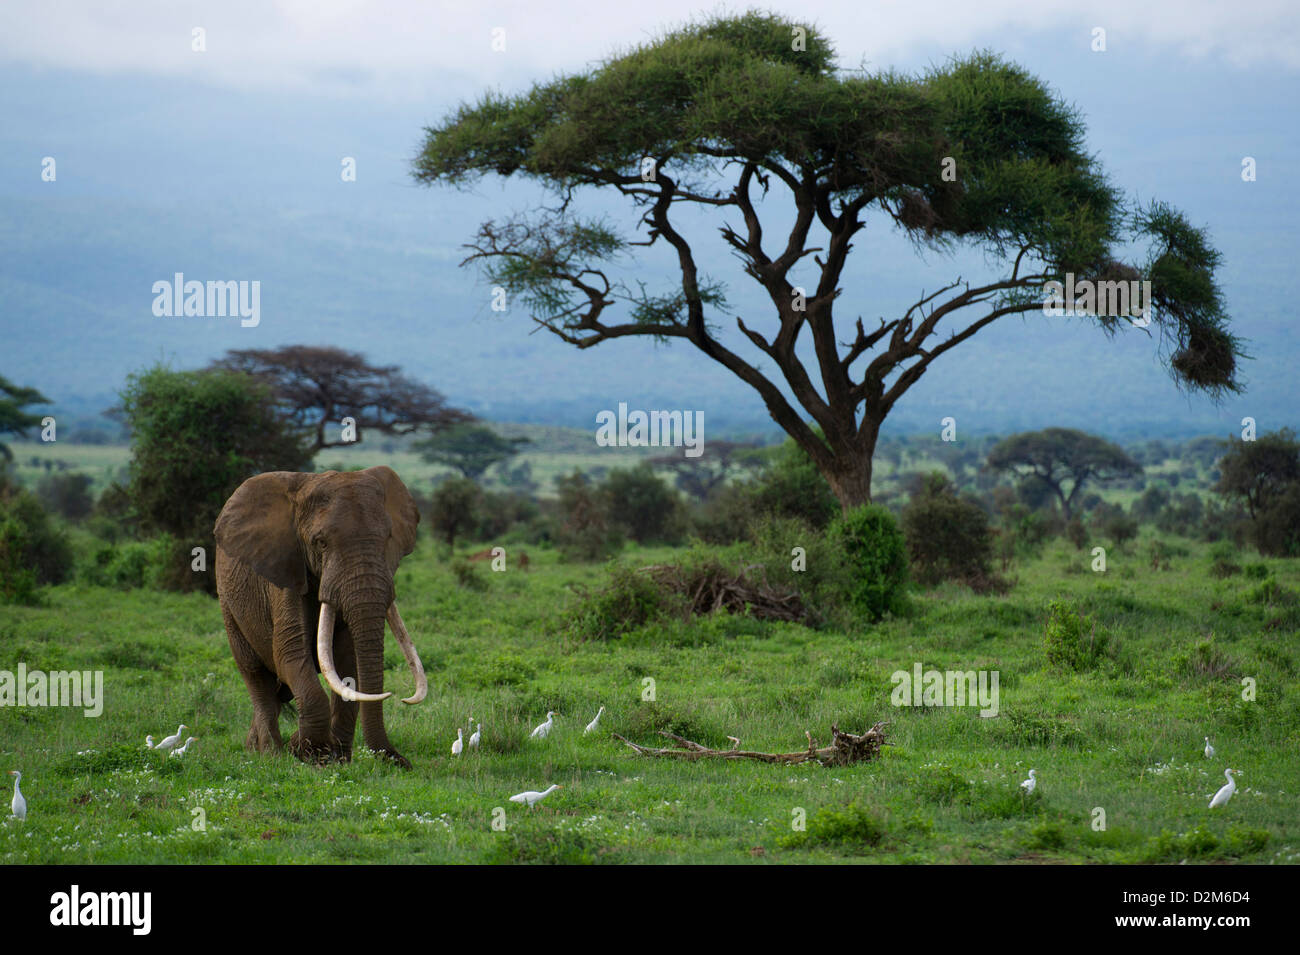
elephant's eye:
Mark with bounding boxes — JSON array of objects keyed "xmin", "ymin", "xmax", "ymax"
[{"xmin": 311, "ymin": 535, "xmax": 325, "ymax": 551}]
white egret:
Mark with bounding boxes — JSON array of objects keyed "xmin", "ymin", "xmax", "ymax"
[
  {"xmin": 155, "ymin": 724, "xmax": 188, "ymax": 752},
  {"xmin": 727, "ymin": 736, "xmax": 741, "ymax": 751},
  {"xmin": 1204, "ymin": 737, "xmax": 1215, "ymax": 759},
  {"xmin": 1020, "ymin": 769, "xmax": 1037, "ymax": 795},
  {"xmin": 509, "ymin": 784, "xmax": 562, "ymax": 808},
  {"xmin": 145, "ymin": 735, "xmax": 155, "ymax": 749},
  {"xmin": 1209, "ymin": 768, "xmax": 1238, "ymax": 808},
  {"xmin": 170, "ymin": 737, "xmax": 197, "ymax": 758},
  {"xmin": 584, "ymin": 706, "xmax": 605, "ymax": 735},
  {"xmin": 529, "ymin": 711, "xmax": 556, "ymax": 739},
  {"xmin": 468, "ymin": 720, "xmax": 481, "ymax": 750},
  {"xmin": 9, "ymin": 771, "xmax": 25, "ymax": 821},
  {"xmin": 451, "ymin": 727, "xmax": 464, "ymax": 757}
]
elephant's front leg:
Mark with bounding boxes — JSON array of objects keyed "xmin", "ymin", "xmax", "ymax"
[
  {"xmin": 328, "ymin": 621, "xmax": 359, "ymax": 761},
  {"xmin": 271, "ymin": 595, "xmax": 338, "ymax": 764},
  {"xmin": 354, "ymin": 622, "xmax": 410, "ymax": 768}
]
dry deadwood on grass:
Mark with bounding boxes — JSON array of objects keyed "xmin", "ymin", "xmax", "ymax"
[
  {"xmin": 612, "ymin": 722, "xmax": 888, "ymax": 767},
  {"xmin": 638, "ymin": 560, "xmax": 809, "ymax": 624}
]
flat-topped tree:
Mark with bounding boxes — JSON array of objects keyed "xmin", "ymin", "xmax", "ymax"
[
  {"xmin": 212, "ymin": 346, "xmax": 472, "ymax": 452},
  {"xmin": 986, "ymin": 428, "xmax": 1142, "ymax": 521},
  {"xmin": 413, "ymin": 12, "xmax": 1242, "ymax": 510}
]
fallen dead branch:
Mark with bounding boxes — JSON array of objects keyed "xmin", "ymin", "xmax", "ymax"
[
  {"xmin": 639, "ymin": 559, "xmax": 809, "ymax": 624},
  {"xmin": 612, "ymin": 721, "xmax": 887, "ymax": 767}
]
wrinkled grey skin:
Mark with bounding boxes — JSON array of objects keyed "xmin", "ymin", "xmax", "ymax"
[{"xmin": 214, "ymin": 466, "xmax": 418, "ymax": 767}]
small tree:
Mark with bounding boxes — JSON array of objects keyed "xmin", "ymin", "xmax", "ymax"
[
  {"xmin": 36, "ymin": 472, "xmax": 95, "ymax": 522},
  {"xmin": 429, "ymin": 476, "xmax": 482, "ymax": 550},
  {"xmin": 554, "ymin": 470, "xmax": 623, "ymax": 561},
  {"xmin": 901, "ymin": 473, "xmax": 997, "ymax": 589},
  {"xmin": 602, "ymin": 463, "xmax": 684, "ymax": 544},
  {"xmin": 986, "ymin": 428, "xmax": 1141, "ymax": 520},
  {"xmin": 1215, "ymin": 429, "xmax": 1300, "ymax": 555},
  {"xmin": 119, "ymin": 365, "xmax": 313, "ymax": 592},
  {"xmin": 414, "ymin": 423, "xmax": 529, "ymax": 481},
  {"xmin": 650, "ymin": 440, "xmax": 762, "ymax": 501},
  {"xmin": 212, "ymin": 346, "xmax": 471, "ymax": 451},
  {"xmin": 0, "ymin": 484, "xmax": 74, "ymax": 603},
  {"xmin": 0, "ymin": 375, "xmax": 49, "ymax": 461}
]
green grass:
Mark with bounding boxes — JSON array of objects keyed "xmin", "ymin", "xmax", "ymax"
[{"xmin": 3, "ymin": 533, "xmax": 1297, "ymax": 864}]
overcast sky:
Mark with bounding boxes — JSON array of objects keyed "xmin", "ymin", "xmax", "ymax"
[
  {"xmin": 3, "ymin": 1, "xmax": 1297, "ymax": 102},
  {"xmin": 3, "ymin": 2, "xmax": 1296, "ymax": 435}
]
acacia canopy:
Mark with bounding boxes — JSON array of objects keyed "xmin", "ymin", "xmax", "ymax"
[
  {"xmin": 414, "ymin": 12, "xmax": 1241, "ymax": 508},
  {"xmin": 212, "ymin": 346, "xmax": 471, "ymax": 452},
  {"xmin": 986, "ymin": 428, "xmax": 1142, "ymax": 520}
]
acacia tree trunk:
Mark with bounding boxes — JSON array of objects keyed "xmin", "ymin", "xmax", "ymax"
[{"xmin": 805, "ymin": 407, "xmax": 882, "ymax": 513}]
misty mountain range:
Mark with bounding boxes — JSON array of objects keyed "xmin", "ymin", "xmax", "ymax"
[{"xmin": 1, "ymin": 42, "xmax": 1296, "ymax": 443}]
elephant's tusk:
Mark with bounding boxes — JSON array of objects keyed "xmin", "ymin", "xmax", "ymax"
[
  {"xmin": 387, "ymin": 602, "xmax": 428, "ymax": 705},
  {"xmin": 317, "ymin": 603, "xmax": 392, "ymax": 703}
]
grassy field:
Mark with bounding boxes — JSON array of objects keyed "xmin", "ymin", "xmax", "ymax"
[{"xmin": 2, "ymin": 531, "xmax": 1297, "ymax": 864}]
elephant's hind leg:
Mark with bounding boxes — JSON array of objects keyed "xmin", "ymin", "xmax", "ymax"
[{"xmin": 222, "ymin": 608, "xmax": 283, "ymax": 753}]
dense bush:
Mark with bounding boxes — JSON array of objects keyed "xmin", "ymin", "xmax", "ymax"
[
  {"xmin": 1254, "ymin": 483, "xmax": 1300, "ymax": 557},
  {"xmin": 118, "ymin": 364, "xmax": 312, "ymax": 593},
  {"xmin": 36, "ymin": 472, "xmax": 94, "ymax": 521},
  {"xmin": 1208, "ymin": 540, "xmax": 1242, "ymax": 578},
  {"xmin": 1043, "ymin": 600, "xmax": 1110, "ymax": 671},
  {"xmin": 80, "ymin": 536, "xmax": 178, "ymax": 590},
  {"xmin": 828, "ymin": 503, "xmax": 909, "ymax": 619},
  {"xmin": 1214, "ymin": 428, "xmax": 1300, "ymax": 556},
  {"xmin": 553, "ymin": 470, "xmax": 623, "ymax": 562},
  {"xmin": 746, "ymin": 438, "xmax": 839, "ymax": 530},
  {"xmin": 602, "ymin": 464, "xmax": 686, "ymax": 545},
  {"xmin": 0, "ymin": 482, "xmax": 73, "ymax": 603},
  {"xmin": 900, "ymin": 474, "xmax": 999, "ymax": 591},
  {"xmin": 428, "ymin": 476, "xmax": 482, "ymax": 550},
  {"xmin": 564, "ymin": 563, "xmax": 672, "ymax": 641}
]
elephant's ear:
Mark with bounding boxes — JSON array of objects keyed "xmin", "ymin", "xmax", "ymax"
[
  {"xmin": 367, "ymin": 465, "xmax": 419, "ymax": 572},
  {"xmin": 214, "ymin": 471, "xmax": 310, "ymax": 594}
]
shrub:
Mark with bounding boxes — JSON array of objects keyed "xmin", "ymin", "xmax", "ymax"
[
  {"xmin": 80, "ymin": 536, "xmax": 178, "ymax": 590},
  {"xmin": 602, "ymin": 464, "xmax": 685, "ymax": 544},
  {"xmin": 1065, "ymin": 517, "xmax": 1088, "ymax": 550},
  {"xmin": 553, "ymin": 471, "xmax": 624, "ymax": 562},
  {"xmin": 1043, "ymin": 600, "xmax": 1109, "ymax": 671},
  {"xmin": 36, "ymin": 472, "xmax": 95, "ymax": 522},
  {"xmin": 827, "ymin": 503, "xmax": 909, "ymax": 620},
  {"xmin": 1254, "ymin": 482, "xmax": 1300, "ymax": 557},
  {"xmin": 1208, "ymin": 540, "xmax": 1241, "ymax": 578},
  {"xmin": 118, "ymin": 364, "xmax": 312, "ymax": 594},
  {"xmin": 428, "ymin": 476, "xmax": 482, "ymax": 551},
  {"xmin": 449, "ymin": 558, "xmax": 488, "ymax": 592},
  {"xmin": 564, "ymin": 563, "xmax": 670, "ymax": 641},
  {"xmin": 0, "ymin": 484, "xmax": 73, "ymax": 603},
  {"xmin": 900, "ymin": 474, "xmax": 1000, "ymax": 591},
  {"xmin": 780, "ymin": 802, "xmax": 886, "ymax": 853},
  {"xmin": 1100, "ymin": 509, "xmax": 1138, "ymax": 547},
  {"xmin": 747, "ymin": 438, "xmax": 839, "ymax": 530}
]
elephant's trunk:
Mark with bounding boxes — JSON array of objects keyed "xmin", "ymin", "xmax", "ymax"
[
  {"xmin": 316, "ymin": 603, "xmax": 392, "ymax": 703},
  {"xmin": 386, "ymin": 602, "xmax": 427, "ymax": 705}
]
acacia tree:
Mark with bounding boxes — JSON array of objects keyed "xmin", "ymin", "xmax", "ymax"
[
  {"xmin": 212, "ymin": 346, "xmax": 471, "ymax": 452},
  {"xmin": 0, "ymin": 375, "xmax": 49, "ymax": 461},
  {"xmin": 986, "ymin": 428, "xmax": 1141, "ymax": 520},
  {"xmin": 414, "ymin": 423, "xmax": 529, "ymax": 481},
  {"xmin": 413, "ymin": 13, "xmax": 1241, "ymax": 510},
  {"xmin": 1214, "ymin": 429, "xmax": 1300, "ymax": 554},
  {"xmin": 650, "ymin": 439, "xmax": 761, "ymax": 501}
]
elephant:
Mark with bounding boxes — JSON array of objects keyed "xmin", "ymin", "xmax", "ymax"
[{"xmin": 214, "ymin": 465, "xmax": 427, "ymax": 768}]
